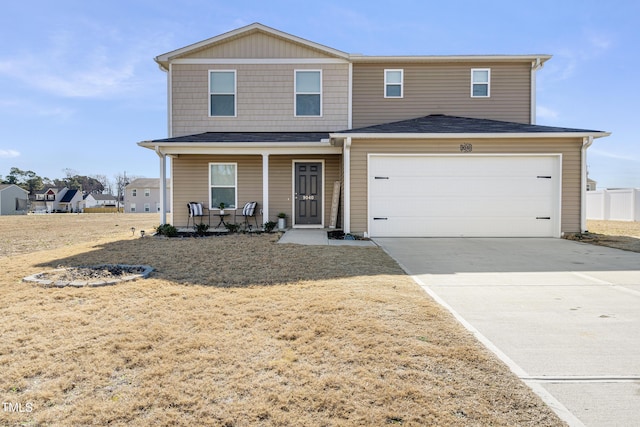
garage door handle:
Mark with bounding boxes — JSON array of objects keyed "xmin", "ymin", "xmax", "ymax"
[
  {"xmin": 374, "ymin": 176, "xmax": 389, "ymax": 180},
  {"xmin": 536, "ymin": 217, "xmax": 551, "ymax": 220},
  {"xmin": 537, "ymin": 176, "xmax": 552, "ymax": 179},
  {"xmin": 373, "ymin": 217, "xmax": 388, "ymax": 220}
]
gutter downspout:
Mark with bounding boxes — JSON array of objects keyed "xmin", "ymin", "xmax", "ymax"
[
  {"xmin": 531, "ymin": 58, "xmax": 543, "ymax": 124},
  {"xmin": 581, "ymin": 136, "xmax": 594, "ymax": 232},
  {"xmin": 155, "ymin": 146, "xmax": 168, "ymax": 225},
  {"xmin": 343, "ymin": 137, "xmax": 352, "ymax": 234}
]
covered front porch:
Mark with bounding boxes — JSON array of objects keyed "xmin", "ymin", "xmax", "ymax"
[{"xmin": 138, "ymin": 132, "xmax": 344, "ymax": 230}]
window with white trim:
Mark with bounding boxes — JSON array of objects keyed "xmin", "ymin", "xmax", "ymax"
[
  {"xmin": 471, "ymin": 68, "xmax": 490, "ymax": 97},
  {"xmin": 144, "ymin": 188, "xmax": 150, "ymax": 197},
  {"xmin": 209, "ymin": 70, "xmax": 236, "ymax": 116},
  {"xmin": 131, "ymin": 189, "xmax": 137, "ymax": 197},
  {"xmin": 209, "ymin": 163, "xmax": 237, "ymax": 209},
  {"xmin": 130, "ymin": 203, "xmax": 136, "ymax": 213},
  {"xmin": 144, "ymin": 203, "xmax": 150, "ymax": 212},
  {"xmin": 295, "ymin": 70, "xmax": 321, "ymax": 116},
  {"xmin": 384, "ymin": 69, "xmax": 403, "ymax": 98}
]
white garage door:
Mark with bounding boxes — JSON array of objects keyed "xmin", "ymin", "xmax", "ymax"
[{"xmin": 368, "ymin": 154, "xmax": 561, "ymax": 237}]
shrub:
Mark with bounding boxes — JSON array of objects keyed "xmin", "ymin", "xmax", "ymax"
[
  {"xmin": 225, "ymin": 223, "xmax": 240, "ymax": 233},
  {"xmin": 263, "ymin": 221, "xmax": 277, "ymax": 233},
  {"xmin": 194, "ymin": 222, "xmax": 210, "ymax": 236},
  {"xmin": 155, "ymin": 224, "xmax": 178, "ymax": 237}
]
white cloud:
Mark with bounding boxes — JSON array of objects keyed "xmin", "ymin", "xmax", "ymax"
[
  {"xmin": 0, "ymin": 98, "xmax": 74, "ymax": 119},
  {"xmin": 589, "ymin": 148, "xmax": 639, "ymax": 162},
  {"xmin": 0, "ymin": 149, "xmax": 20, "ymax": 159},
  {"xmin": 537, "ymin": 106, "xmax": 560, "ymax": 121},
  {"xmin": 0, "ymin": 22, "xmax": 166, "ymax": 99}
]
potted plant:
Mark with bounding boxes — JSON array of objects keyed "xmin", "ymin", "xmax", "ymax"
[
  {"xmin": 218, "ymin": 202, "xmax": 225, "ymax": 215},
  {"xmin": 277, "ymin": 212, "xmax": 287, "ymax": 230}
]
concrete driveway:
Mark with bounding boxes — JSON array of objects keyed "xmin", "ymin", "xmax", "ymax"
[{"xmin": 374, "ymin": 238, "xmax": 640, "ymax": 427}]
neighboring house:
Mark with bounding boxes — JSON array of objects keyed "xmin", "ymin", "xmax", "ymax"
[
  {"xmin": 138, "ymin": 23, "xmax": 609, "ymax": 238},
  {"xmin": 83, "ymin": 193, "xmax": 118, "ymax": 209},
  {"xmin": 31, "ymin": 187, "xmax": 71, "ymax": 213},
  {"xmin": 57, "ymin": 189, "xmax": 83, "ymax": 212},
  {"xmin": 587, "ymin": 177, "xmax": 597, "ymax": 191},
  {"xmin": 124, "ymin": 178, "xmax": 172, "ymax": 213},
  {"xmin": 0, "ymin": 184, "xmax": 28, "ymax": 215}
]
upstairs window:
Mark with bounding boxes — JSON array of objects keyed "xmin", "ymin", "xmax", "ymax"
[
  {"xmin": 131, "ymin": 189, "xmax": 137, "ymax": 197},
  {"xmin": 384, "ymin": 69, "xmax": 403, "ymax": 98},
  {"xmin": 144, "ymin": 188, "xmax": 150, "ymax": 197},
  {"xmin": 295, "ymin": 70, "xmax": 321, "ymax": 116},
  {"xmin": 209, "ymin": 70, "xmax": 236, "ymax": 116},
  {"xmin": 471, "ymin": 69, "xmax": 490, "ymax": 97}
]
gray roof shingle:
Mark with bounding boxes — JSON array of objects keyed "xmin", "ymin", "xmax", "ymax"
[
  {"xmin": 152, "ymin": 132, "xmax": 330, "ymax": 143},
  {"xmin": 339, "ymin": 114, "xmax": 604, "ymax": 134}
]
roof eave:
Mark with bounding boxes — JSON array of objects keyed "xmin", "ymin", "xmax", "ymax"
[
  {"xmin": 348, "ymin": 54, "xmax": 552, "ymax": 64},
  {"xmin": 330, "ymin": 131, "xmax": 610, "ymax": 139},
  {"xmin": 138, "ymin": 140, "xmax": 342, "ymax": 155}
]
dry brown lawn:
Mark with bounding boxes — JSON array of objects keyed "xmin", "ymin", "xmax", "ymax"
[
  {"xmin": 580, "ymin": 220, "xmax": 640, "ymax": 253},
  {"xmin": 0, "ymin": 214, "xmax": 570, "ymax": 426}
]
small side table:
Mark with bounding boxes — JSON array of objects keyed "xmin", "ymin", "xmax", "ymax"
[{"xmin": 214, "ymin": 213, "xmax": 229, "ymax": 229}]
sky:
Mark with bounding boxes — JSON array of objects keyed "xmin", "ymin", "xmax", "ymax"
[{"xmin": 0, "ymin": 0, "xmax": 638, "ymax": 188}]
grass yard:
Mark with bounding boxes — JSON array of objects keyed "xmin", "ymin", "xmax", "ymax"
[{"xmin": 0, "ymin": 214, "xmax": 574, "ymax": 426}]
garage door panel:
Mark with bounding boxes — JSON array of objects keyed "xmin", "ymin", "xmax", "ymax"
[
  {"xmin": 372, "ymin": 176, "xmax": 553, "ymax": 198},
  {"xmin": 369, "ymin": 155, "xmax": 560, "ymax": 237},
  {"xmin": 372, "ymin": 198, "xmax": 553, "ymax": 218}
]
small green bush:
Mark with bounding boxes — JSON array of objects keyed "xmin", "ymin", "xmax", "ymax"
[
  {"xmin": 155, "ymin": 223, "xmax": 178, "ymax": 237},
  {"xmin": 194, "ymin": 222, "xmax": 210, "ymax": 236},
  {"xmin": 263, "ymin": 221, "xmax": 277, "ymax": 233},
  {"xmin": 225, "ymin": 223, "xmax": 240, "ymax": 233}
]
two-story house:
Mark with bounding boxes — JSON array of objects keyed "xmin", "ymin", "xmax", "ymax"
[
  {"xmin": 31, "ymin": 187, "xmax": 82, "ymax": 213},
  {"xmin": 139, "ymin": 23, "xmax": 609, "ymax": 237},
  {"xmin": 124, "ymin": 178, "xmax": 172, "ymax": 213}
]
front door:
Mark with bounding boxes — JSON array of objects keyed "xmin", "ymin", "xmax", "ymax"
[{"xmin": 294, "ymin": 162, "xmax": 322, "ymax": 225}]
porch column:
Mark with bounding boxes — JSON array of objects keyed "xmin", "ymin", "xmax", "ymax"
[
  {"xmin": 156, "ymin": 147, "xmax": 167, "ymax": 225},
  {"xmin": 262, "ymin": 153, "xmax": 269, "ymax": 225}
]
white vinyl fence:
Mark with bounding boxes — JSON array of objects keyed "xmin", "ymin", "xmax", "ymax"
[{"xmin": 586, "ymin": 188, "xmax": 640, "ymax": 221}]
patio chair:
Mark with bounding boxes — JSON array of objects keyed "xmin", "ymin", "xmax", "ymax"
[
  {"xmin": 187, "ymin": 202, "xmax": 208, "ymax": 228},
  {"xmin": 235, "ymin": 201, "xmax": 259, "ymax": 231}
]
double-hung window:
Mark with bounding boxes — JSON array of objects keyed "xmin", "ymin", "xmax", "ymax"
[
  {"xmin": 131, "ymin": 189, "xmax": 137, "ymax": 197},
  {"xmin": 384, "ymin": 69, "xmax": 403, "ymax": 98},
  {"xmin": 471, "ymin": 69, "xmax": 490, "ymax": 97},
  {"xmin": 209, "ymin": 70, "xmax": 236, "ymax": 116},
  {"xmin": 295, "ymin": 70, "xmax": 321, "ymax": 116},
  {"xmin": 209, "ymin": 163, "xmax": 237, "ymax": 209},
  {"xmin": 144, "ymin": 188, "xmax": 150, "ymax": 197}
]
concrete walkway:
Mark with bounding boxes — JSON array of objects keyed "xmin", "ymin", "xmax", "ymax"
[
  {"xmin": 375, "ymin": 238, "xmax": 640, "ymax": 427},
  {"xmin": 277, "ymin": 228, "xmax": 377, "ymax": 246}
]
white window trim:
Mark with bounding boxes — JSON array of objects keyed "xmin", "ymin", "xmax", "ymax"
[
  {"xmin": 130, "ymin": 203, "xmax": 136, "ymax": 213},
  {"xmin": 144, "ymin": 203, "xmax": 151, "ymax": 212},
  {"xmin": 209, "ymin": 162, "xmax": 238, "ymax": 209},
  {"xmin": 208, "ymin": 69, "xmax": 237, "ymax": 117},
  {"xmin": 471, "ymin": 68, "xmax": 491, "ymax": 98},
  {"xmin": 384, "ymin": 69, "xmax": 404, "ymax": 98},
  {"xmin": 144, "ymin": 188, "xmax": 150, "ymax": 197},
  {"xmin": 294, "ymin": 69, "xmax": 322, "ymax": 117}
]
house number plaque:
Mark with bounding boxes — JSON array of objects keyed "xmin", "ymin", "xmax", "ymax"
[
  {"xmin": 460, "ymin": 143, "xmax": 473, "ymax": 152},
  {"xmin": 302, "ymin": 195, "xmax": 315, "ymax": 200}
]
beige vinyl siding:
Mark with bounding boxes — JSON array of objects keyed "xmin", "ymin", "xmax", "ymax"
[
  {"xmin": 172, "ymin": 153, "xmax": 341, "ymax": 227},
  {"xmin": 182, "ymin": 31, "xmax": 337, "ymax": 59},
  {"xmin": 172, "ymin": 155, "xmax": 262, "ymax": 227},
  {"xmin": 172, "ymin": 63, "xmax": 349, "ymax": 135},
  {"xmin": 352, "ymin": 62, "xmax": 531, "ymax": 128},
  {"xmin": 348, "ymin": 138, "xmax": 583, "ymax": 234}
]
